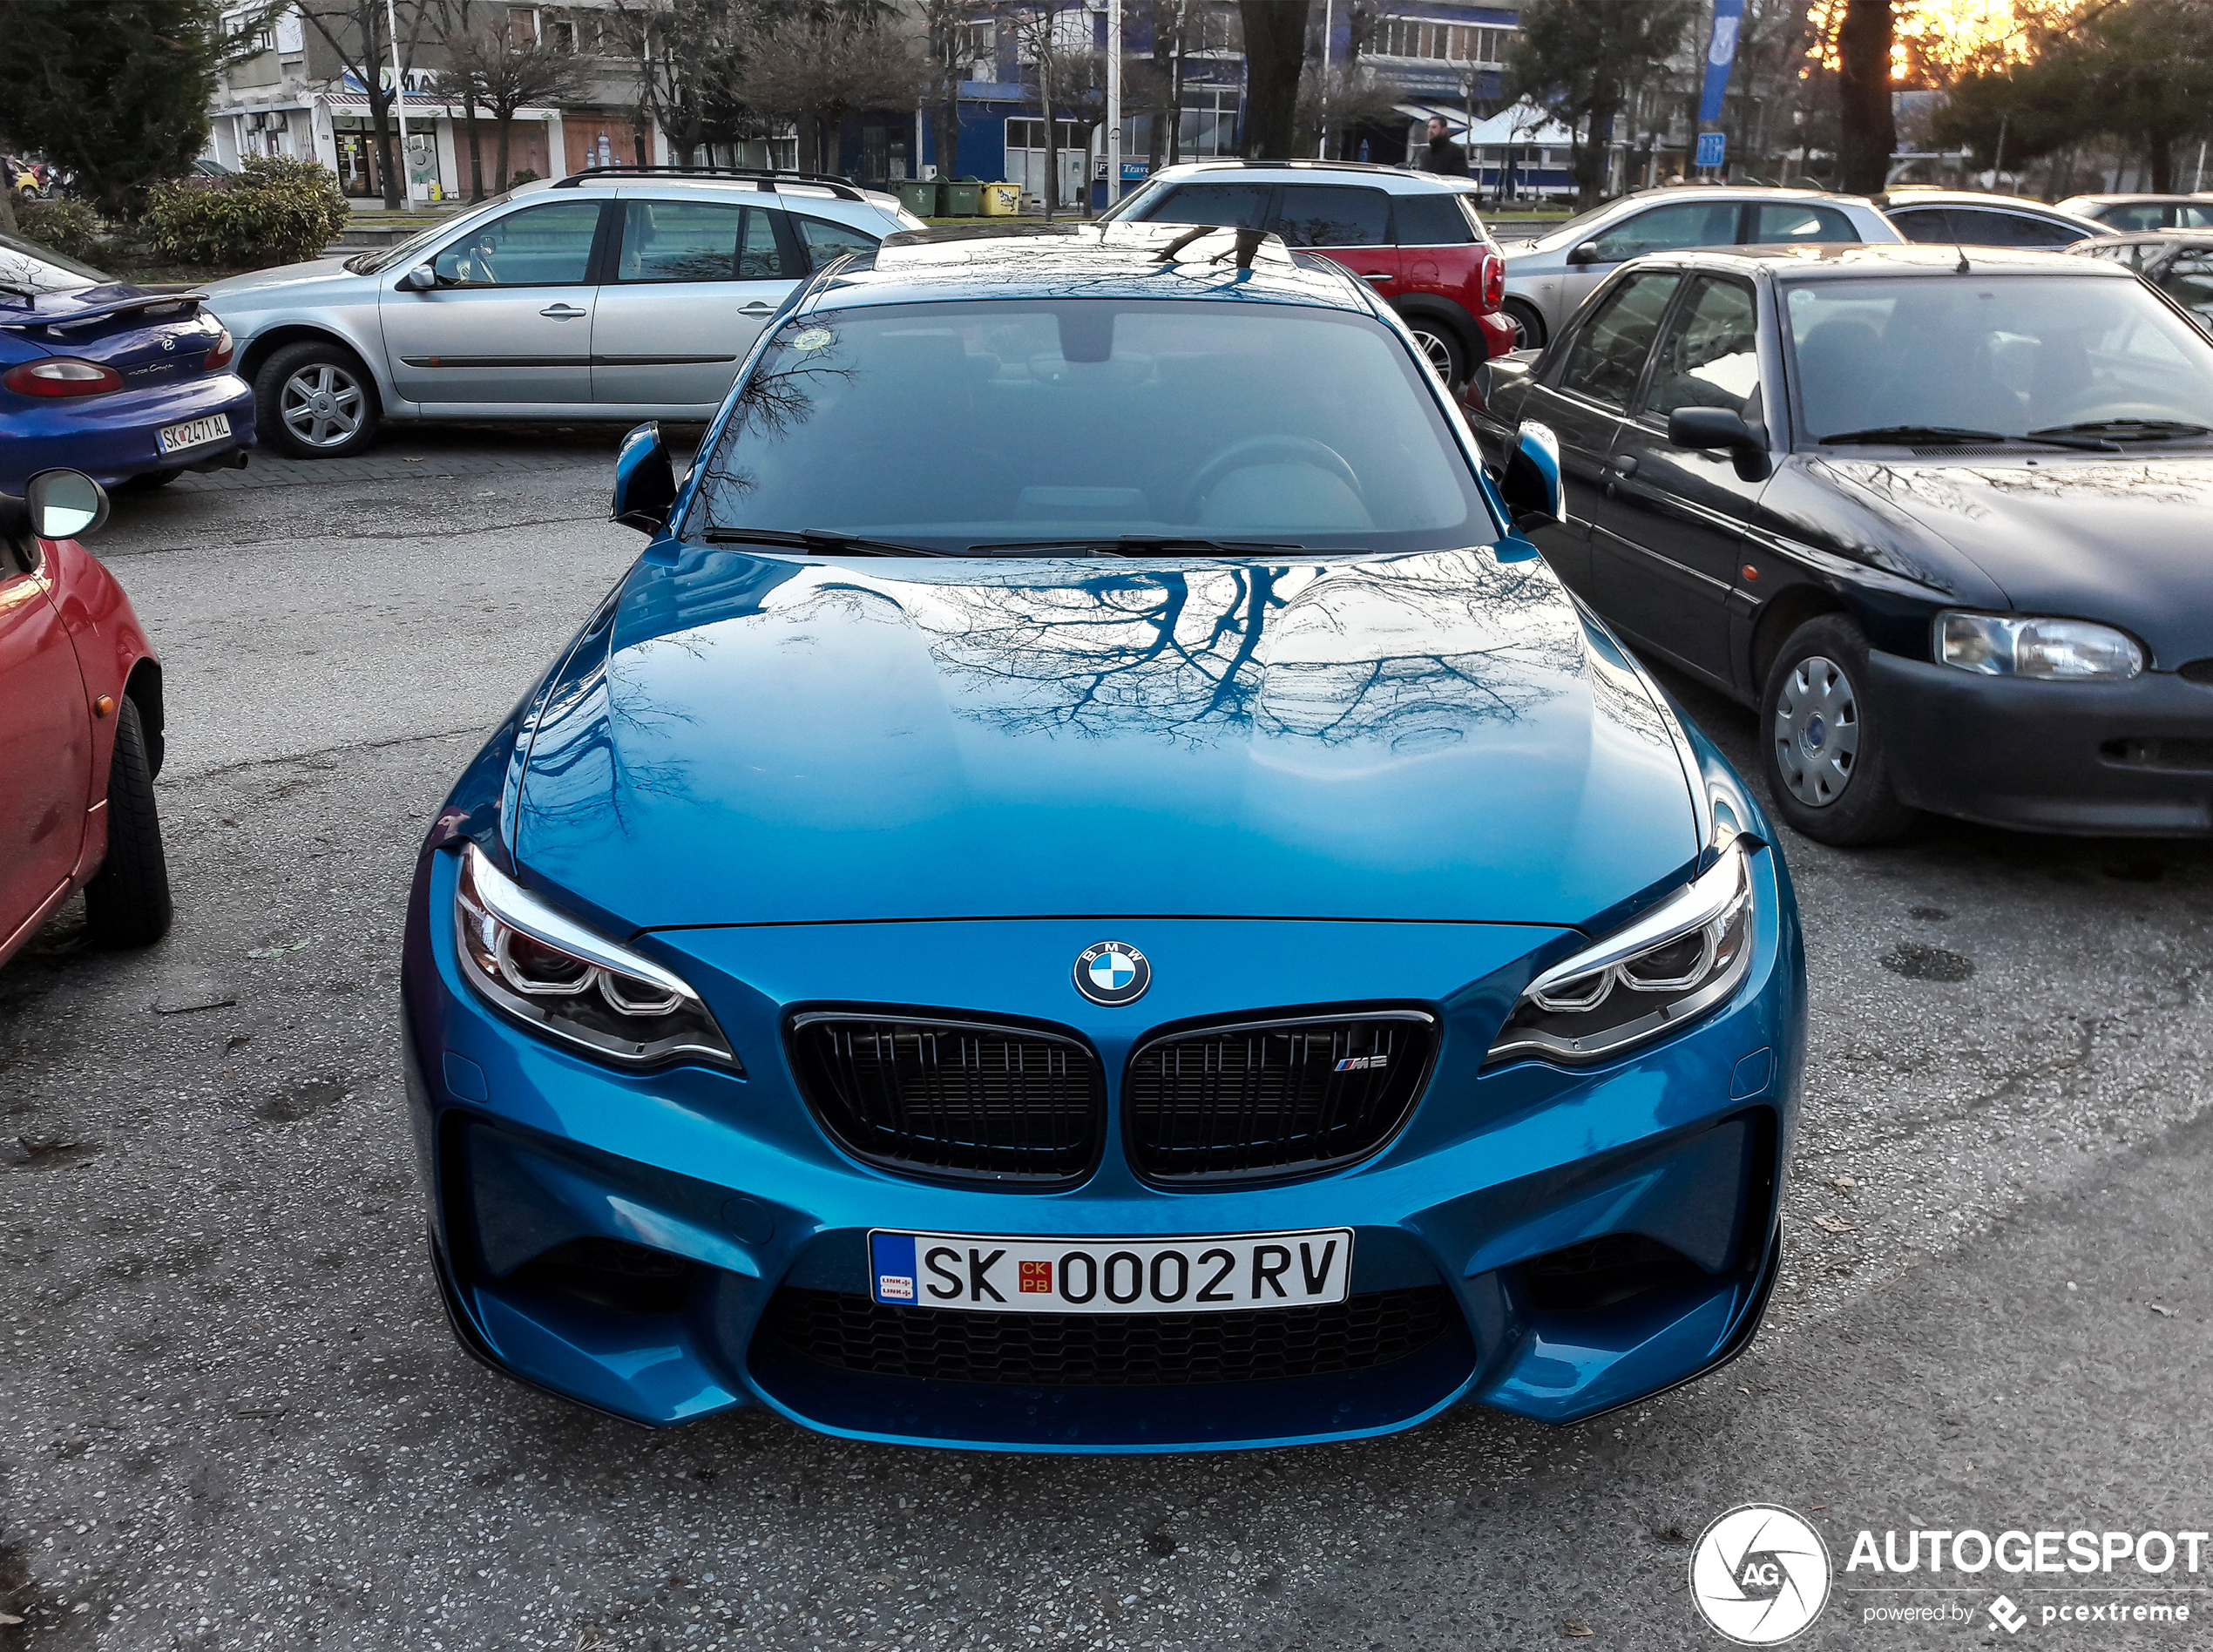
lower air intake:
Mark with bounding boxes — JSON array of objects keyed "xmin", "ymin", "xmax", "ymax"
[
  {"xmin": 761, "ymin": 1286, "xmax": 1456, "ymax": 1386},
  {"xmin": 1123, "ymin": 1012, "xmax": 1437, "ymax": 1182}
]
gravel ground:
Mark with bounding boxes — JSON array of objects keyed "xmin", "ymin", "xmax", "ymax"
[{"xmin": 3, "ymin": 433, "xmax": 2209, "ymax": 1650}]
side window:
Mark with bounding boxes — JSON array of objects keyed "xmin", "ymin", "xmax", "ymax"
[
  {"xmin": 1391, "ymin": 193, "xmax": 1476, "ymax": 246},
  {"xmin": 1644, "ymin": 276, "xmax": 1760, "ymax": 418},
  {"xmin": 2178, "ymin": 204, "xmax": 2213, "ymax": 229},
  {"xmin": 1559, "ymin": 271, "xmax": 1682, "ymax": 409},
  {"xmin": 1950, "ymin": 209, "xmax": 2081, "ymax": 247},
  {"xmin": 1147, "ymin": 183, "xmax": 1271, "ymax": 229},
  {"xmin": 617, "ymin": 200, "xmax": 748, "ymax": 282},
  {"xmin": 794, "ymin": 214, "xmax": 877, "ymax": 273},
  {"xmin": 1591, "ymin": 201, "xmax": 1739, "ymax": 261},
  {"xmin": 1752, "ymin": 203, "xmax": 1857, "ymax": 244},
  {"xmin": 2103, "ymin": 204, "xmax": 2171, "ymax": 232},
  {"xmin": 2079, "ymin": 240, "xmax": 2145, "ymax": 270},
  {"xmin": 1887, "ymin": 207, "xmax": 1954, "ymax": 243},
  {"xmin": 2159, "ymin": 251, "xmax": 2213, "ymax": 326},
  {"xmin": 1271, "ymin": 186, "xmax": 1391, "ymax": 247},
  {"xmin": 433, "ymin": 200, "xmax": 603, "ymax": 287}
]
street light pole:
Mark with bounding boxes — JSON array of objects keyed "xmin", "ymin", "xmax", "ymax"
[
  {"xmin": 385, "ymin": 0, "xmax": 411, "ymax": 206},
  {"xmin": 1319, "ymin": 0, "xmax": 1334, "ymax": 159},
  {"xmin": 1106, "ymin": 0, "xmax": 1120, "ymax": 213}
]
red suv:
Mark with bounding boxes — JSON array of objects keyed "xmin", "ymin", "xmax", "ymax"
[
  {"xmin": 1105, "ymin": 161, "xmax": 1515, "ymax": 381},
  {"xmin": 2, "ymin": 471, "xmax": 171, "ymax": 969}
]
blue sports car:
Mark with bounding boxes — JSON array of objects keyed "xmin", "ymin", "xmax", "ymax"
[
  {"xmin": 401, "ymin": 223, "xmax": 1807, "ymax": 1452},
  {"xmin": 0, "ymin": 230, "xmax": 254, "ymax": 491}
]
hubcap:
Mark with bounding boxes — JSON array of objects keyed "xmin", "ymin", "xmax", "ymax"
[
  {"xmin": 1411, "ymin": 328, "xmax": 1454, "ymax": 379},
  {"xmin": 1774, "ymin": 653, "xmax": 1860, "ymax": 807},
  {"xmin": 280, "ymin": 362, "xmax": 364, "ymax": 448}
]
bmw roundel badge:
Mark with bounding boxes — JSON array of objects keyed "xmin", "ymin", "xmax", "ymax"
[{"xmin": 1073, "ymin": 940, "xmax": 1150, "ymax": 1006}]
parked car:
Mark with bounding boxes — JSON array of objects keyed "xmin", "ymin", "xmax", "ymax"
[
  {"xmin": 0, "ymin": 232, "xmax": 254, "ymax": 491},
  {"xmin": 1101, "ymin": 159, "xmax": 1517, "ymax": 379},
  {"xmin": 1, "ymin": 471, "xmax": 171, "ymax": 968},
  {"xmin": 2072, "ymin": 228, "xmax": 2213, "ymax": 332},
  {"xmin": 399, "ymin": 221, "xmax": 1805, "ymax": 1447},
  {"xmin": 203, "ymin": 166, "xmax": 924, "ymax": 459},
  {"xmin": 2054, "ymin": 193, "xmax": 2213, "ymax": 232},
  {"xmin": 1494, "ymin": 186, "xmax": 1901, "ymax": 350},
  {"xmin": 1464, "ymin": 242, "xmax": 2213, "ymax": 844},
  {"xmin": 1875, "ymin": 190, "xmax": 2112, "ymax": 248}
]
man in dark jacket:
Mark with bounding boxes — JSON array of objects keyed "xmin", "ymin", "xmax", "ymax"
[{"xmin": 1422, "ymin": 116, "xmax": 1470, "ymax": 177}]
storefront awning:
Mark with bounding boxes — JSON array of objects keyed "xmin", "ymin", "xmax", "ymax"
[{"xmin": 319, "ymin": 92, "xmax": 558, "ymax": 119}]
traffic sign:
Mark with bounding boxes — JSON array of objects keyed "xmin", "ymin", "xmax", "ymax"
[{"xmin": 1695, "ymin": 131, "xmax": 1728, "ymax": 169}]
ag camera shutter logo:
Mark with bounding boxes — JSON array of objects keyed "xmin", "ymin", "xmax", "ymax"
[{"xmin": 1690, "ymin": 1505, "xmax": 1832, "ymax": 1644}]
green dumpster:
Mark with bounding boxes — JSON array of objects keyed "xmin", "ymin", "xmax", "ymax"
[
  {"xmin": 942, "ymin": 177, "xmax": 982, "ymax": 217},
  {"xmin": 894, "ymin": 178, "xmax": 941, "ymax": 216}
]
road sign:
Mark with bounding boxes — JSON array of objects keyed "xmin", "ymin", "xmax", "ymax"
[{"xmin": 1695, "ymin": 131, "xmax": 1728, "ymax": 169}]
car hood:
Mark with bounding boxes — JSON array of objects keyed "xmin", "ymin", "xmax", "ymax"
[
  {"xmin": 203, "ymin": 256, "xmax": 363, "ymax": 307},
  {"xmin": 510, "ymin": 548, "xmax": 1702, "ymax": 931},
  {"xmin": 1817, "ymin": 452, "xmax": 2213, "ymax": 665}
]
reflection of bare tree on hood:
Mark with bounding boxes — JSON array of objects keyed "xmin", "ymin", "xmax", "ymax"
[{"xmin": 911, "ymin": 550, "xmax": 1607, "ymax": 749}]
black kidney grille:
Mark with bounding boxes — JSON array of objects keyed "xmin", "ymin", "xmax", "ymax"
[
  {"xmin": 789, "ymin": 1015, "xmax": 1104, "ymax": 1183},
  {"xmin": 1125, "ymin": 1013, "xmax": 1435, "ymax": 1181},
  {"xmin": 762, "ymin": 1286, "xmax": 1454, "ymax": 1386}
]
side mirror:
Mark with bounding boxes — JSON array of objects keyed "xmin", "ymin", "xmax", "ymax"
[
  {"xmin": 1499, "ymin": 421, "xmax": 1563, "ymax": 528},
  {"xmin": 1566, "ymin": 240, "xmax": 1606, "ymax": 267},
  {"xmin": 24, "ymin": 469, "xmax": 109, "ymax": 541},
  {"xmin": 1668, "ymin": 406, "xmax": 1771, "ymax": 481},
  {"xmin": 612, "ymin": 421, "xmax": 676, "ymax": 535},
  {"xmin": 396, "ymin": 264, "xmax": 437, "ymax": 292}
]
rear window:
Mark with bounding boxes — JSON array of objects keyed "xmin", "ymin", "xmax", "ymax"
[
  {"xmin": 1947, "ymin": 208, "xmax": 2085, "ymax": 248},
  {"xmin": 1393, "ymin": 193, "xmax": 1477, "ymax": 246},
  {"xmin": 0, "ymin": 228, "xmax": 110, "ymax": 295},
  {"xmin": 1753, "ymin": 202, "xmax": 1857, "ymax": 244},
  {"xmin": 1271, "ymin": 186, "xmax": 1391, "ymax": 247},
  {"xmin": 687, "ymin": 299, "xmax": 1492, "ymax": 553}
]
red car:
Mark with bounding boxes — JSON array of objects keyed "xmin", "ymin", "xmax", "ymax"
[
  {"xmin": 1103, "ymin": 160, "xmax": 1516, "ymax": 381},
  {"xmin": 1, "ymin": 471, "xmax": 170, "ymax": 968}
]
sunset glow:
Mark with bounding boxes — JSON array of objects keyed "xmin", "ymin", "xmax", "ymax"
[{"xmin": 1806, "ymin": 0, "xmax": 2065, "ymax": 81}]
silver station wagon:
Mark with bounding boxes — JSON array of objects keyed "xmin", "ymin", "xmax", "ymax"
[{"xmin": 205, "ymin": 167, "xmax": 920, "ymax": 457}]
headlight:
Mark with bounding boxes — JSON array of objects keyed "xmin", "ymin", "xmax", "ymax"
[
  {"xmin": 1487, "ymin": 846, "xmax": 1754, "ymax": 1066},
  {"xmin": 1938, "ymin": 612, "xmax": 2143, "ymax": 680},
  {"xmin": 452, "ymin": 843, "xmax": 737, "ymax": 1069}
]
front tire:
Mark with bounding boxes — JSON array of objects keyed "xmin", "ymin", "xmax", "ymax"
[
  {"xmin": 1759, "ymin": 615, "xmax": 1917, "ymax": 846},
  {"xmin": 1502, "ymin": 298, "xmax": 1546, "ymax": 351},
  {"xmin": 85, "ymin": 696, "xmax": 173, "ymax": 947},
  {"xmin": 255, "ymin": 340, "xmax": 380, "ymax": 458}
]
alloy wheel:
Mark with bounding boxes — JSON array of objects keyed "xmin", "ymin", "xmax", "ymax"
[
  {"xmin": 1410, "ymin": 328, "xmax": 1455, "ymax": 379},
  {"xmin": 1773, "ymin": 653, "xmax": 1860, "ymax": 807},
  {"xmin": 280, "ymin": 362, "xmax": 365, "ymax": 450}
]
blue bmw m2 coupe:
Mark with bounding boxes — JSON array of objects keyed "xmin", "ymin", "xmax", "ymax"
[{"xmin": 400, "ymin": 222, "xmax": 1807, "ymax": 1452}]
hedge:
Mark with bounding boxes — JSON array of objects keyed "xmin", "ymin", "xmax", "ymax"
[{"xmin": 140, "ymin": 154, "xmax": 349, "ymax": 268}]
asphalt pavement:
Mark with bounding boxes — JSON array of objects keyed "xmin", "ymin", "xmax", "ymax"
[{"xmin": 3, "ymin": 430, "xmax": 2210, "ymax": 1651}]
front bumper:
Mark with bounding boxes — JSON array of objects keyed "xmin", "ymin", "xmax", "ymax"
[
  {"xmin": 1869, "ymin": 652, "xmax": 2213, "ymax": 835},
  {"xmin": 0, "ymin": 372, "xmax": 257, "ymax": 490},
  {"xmin": 402, "ymin": 843, "xmax": 1805, "ymax": 1452}
]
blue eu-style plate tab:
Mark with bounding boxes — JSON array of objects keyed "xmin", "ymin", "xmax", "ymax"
[{"xmin": 870, "ymin": 1231, "xmax": 918, "ymax": 1303}]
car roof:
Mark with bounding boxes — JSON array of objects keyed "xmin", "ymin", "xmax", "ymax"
[
  {"xmin": 1874, "ymin": 190, "xmax": 2095, "ymax": 217},
  {"xmin": 814, "ymin": 222, "xmax": 1378, "ymax": 314},
  {"xmin": 2058, "ymin": 193, "xmax": 2206, "ymax": 206},
  {"xmin": 2073, "ymin": 227, "xmax": 2213, "ymax": 245},
  {"xmin": 1138, "ymin": 159, "xmax": 1484, "ymax": 196},
  {"xmin": 518, "ymin": 167, "xmax": 901, "ymax": 212},
  {"xmin": 1628, "ymin": 242, "xmax": 2142, "ymax": 281},
  {"xmin": 1594, "ymin": 183, "xmax": 1873, "ymax": 207}
]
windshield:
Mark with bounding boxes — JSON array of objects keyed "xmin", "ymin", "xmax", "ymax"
[
  {"xmin": 1537, "ymin": 200, "xmax": 1632, "ymax": 246},
  {"xmin": 1784, "ymin": 274, "xmax": 2213, "ymax": 443},
  {"xmin": 349, "ymin": 194, "xmax": 515, "ymax": 274},
  {"xmin": 684, "ymin": 299, "xmax": 1496, "ymax": 553},
  {"xmin": 0, "ymin": 228, "xmax": 112, "ymax": 297}
]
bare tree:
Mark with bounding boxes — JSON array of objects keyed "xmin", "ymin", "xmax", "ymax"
[
  {"xmin": 606, "ymin": 0, "xmax": 763, "ymax": 166},
  {"xmin": 917, "ymin": 0, "xmax": 969, "ymax": 179},
  {"xmin": 295, "ymin": 0, "xmax": 433, "ymax": 208},
  {"xmin": 1297, "ymin": 63, "xmax": 1405, "ymax": 158},
  {"xmin": 1005, "ymin": 0, "xmax": 1092, "ymax": 214},
  {"xmin": 437, "ymin": 7, "xmax": 591, "ymax": 189},
  {"xmin": 735, "ymin": 10, "xmax": 926, "ymax": 175}
]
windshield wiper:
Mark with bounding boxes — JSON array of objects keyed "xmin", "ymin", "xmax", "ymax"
[
  {"xmin": 698, "ymin": 527, "xmax": 952, "ymax": 557},
  {"xmin": 2028, "ymin": 418, "xmax": 2212, "ymax": 443},
  {"xmin": 967, "ymin": 536, "xmax": 1306, "ymax": 556},
  {"xmin": 1817, "ymin": 424, "xmax": 2120, "ymax": 451}
]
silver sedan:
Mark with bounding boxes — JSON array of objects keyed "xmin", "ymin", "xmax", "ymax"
[{"xmin": 1496, "ymin": 186, "xmax": 1899, "ymax": 349}]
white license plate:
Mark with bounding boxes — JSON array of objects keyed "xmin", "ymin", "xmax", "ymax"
[
  {"xmin": 157, "ymin": 412, "xmax": 230, "ymax": 456},
  {"xmin": 868, "ymin": 1228, "xmax": 1353, "ymax": 1315}
]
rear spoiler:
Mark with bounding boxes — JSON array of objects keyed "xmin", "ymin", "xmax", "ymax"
[{"xmin": 0, "ymin": 289, "xmax": 206, "ymax": 335}]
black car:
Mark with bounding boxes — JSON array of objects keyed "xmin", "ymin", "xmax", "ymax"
[{"xmin": 1468, "ymin": 243, "xmax": 2213, "ymax": 844}]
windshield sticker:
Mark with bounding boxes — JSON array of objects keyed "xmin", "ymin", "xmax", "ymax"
[{"xmin": 792, "ymin": 326, "xmax": 836, "ymax": 351}]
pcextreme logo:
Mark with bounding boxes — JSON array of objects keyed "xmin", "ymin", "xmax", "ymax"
[{"xmin": 1690, "ymin": 1504, "xmax": 1835, "ymax": 1645}]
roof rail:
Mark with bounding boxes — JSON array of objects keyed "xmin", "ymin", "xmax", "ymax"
[{"xmin": 551, "ymin": 165, "xmax": 870, "ymax": 203}]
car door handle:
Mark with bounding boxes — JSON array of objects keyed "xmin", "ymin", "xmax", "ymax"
[
  {"xmin": 539, "ymin": 303, "xmax": 588, "ymax": 320},
  {"xmin": 737, "ymin": 302, "xmax": 776, "ymax": 315},
  {"xmin": 1360, "ymin": 273, "xmax": 1393, "ymax": 284}
]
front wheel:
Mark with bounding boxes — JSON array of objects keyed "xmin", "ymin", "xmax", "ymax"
[
  {"xmin": 85, "ymin": 695, "xmax": 173, "ymax": 947},
  {"xmin": 1501, "ymin": 298, "xmax": 1546, "ymax": 352},
  {"xmin": 255, "ymin": 340, "xmax": 380, "ymax": 458},
  {"xmin": 1759, "ymin": 615, "xmax": 1917, "ymax": 846},
  {"xmin": 1399, "ymin": 315, "xmax": 1468, "ymax": 383}
]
